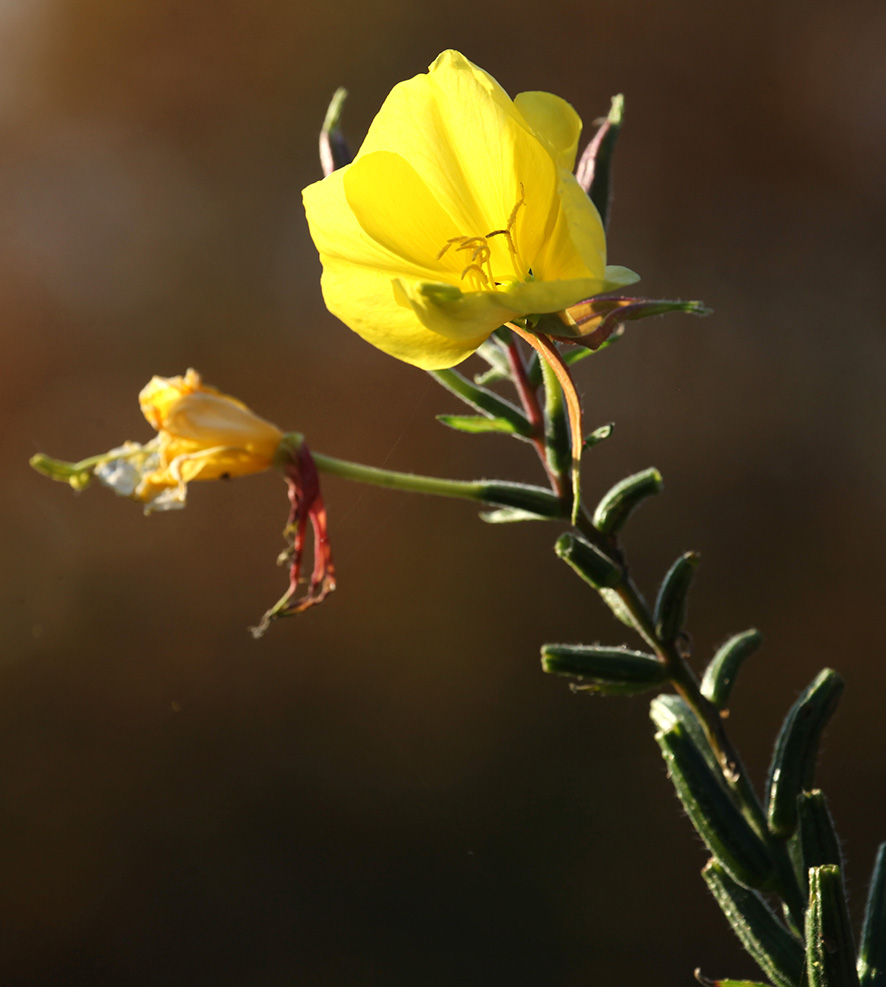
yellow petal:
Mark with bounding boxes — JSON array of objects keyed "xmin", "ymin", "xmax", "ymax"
[
  {"xmin": 343, "ymin": 151, "xmax": 461, "ymax": 276},
  {"xmin": 162, "ymin": 392, "xmax": 282, "ymax": 461},
  {"xmin": 357, "ymin": 49, "xmax": 559, "ymax": 265},
  {"xmin": 514, "ymin": 91, "xmax": 582, "ymax": 171},
  {"xmin": 304, "ymin": 167, "xmax": 434, "ymax": 281},
  {"xmin": 320, "ymin": 258, "xmax": 487, "ymax": 369},
  {"xmin": 394, "ymin": 278, "xmax": 516, "ymax": 342},
  {"xmin": 532, "ymin": 171, "xmax": 608, "ymax": 281}
]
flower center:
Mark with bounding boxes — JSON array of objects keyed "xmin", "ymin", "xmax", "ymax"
[{"xmin": 436, "ymin": 187, "xmax": 526, "ymax": 291}]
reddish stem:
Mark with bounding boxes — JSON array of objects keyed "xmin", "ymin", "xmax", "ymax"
[{"xmin": 505, "ymin": 336, "xmax": 564, "ymax": 498}]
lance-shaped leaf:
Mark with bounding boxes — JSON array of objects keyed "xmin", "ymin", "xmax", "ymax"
[
  {"xmin": 539, "ymin": 355, "xmax": 571, "ymax": 480},
  {"xmin": 656, "ymin": 722, "xmax": 775, "ymax": 890},
  {"xmin": 555, "ymin": 532, "xmax": 623, "ymax": 590},
  {"xmin": 479, "ymin": 506, "xmax": 550, "ymax": 524},
  {"xmin": 436, "ymin": 414, "xmax": 526, "ymax": 435},
  {"xmin": 766, "ymin": 669, "xmax": 844, "ymax": 839},
  {"xmin": 477, "ymin": 480, "xmax": 567, "ymax": 519},
  {"xmin": 695, "ymin": 976, "xmax": 774, "ymax": 987},
  {"xmin": 703, "ymin": 859, "xmax": 804, "ymax": 987},
  {"xmin": 472, "ymin": 336, "xmax": 514, "ymax": 386},
  {"xmin": 858, "ymin": 843, "xmax": 886, "ymax": 987},
  {"xmin": 651, "ymin": 694, "xmax": 721, "ymax": 775},
  {"xmin": 593, "ymin": 467, "xmax": 663, "ymax": 535},
  {"xmin": 798, "ymin": 790, "xmax": 843, "ymax": 883},
  {"xmin": 806, "ymin": 864, "xmax": 859, "ymax": 987},
  {"xmin": 584, "ymin": 423, "xmax": 614, "ymax": 449},
  {"xmin": 429, "ymin": 368, "xmax": 533, "ymax": 436},
  {"xmin": 542, "ymin": 643, "xmax": 666, "ymax": 695},
  {"xmin": 701, "ymin": 630, "xmax": 764, "ymax": 708},
  {"xmin": 654, "ymin": 551, "xmax": 701, "ymax": 643}
]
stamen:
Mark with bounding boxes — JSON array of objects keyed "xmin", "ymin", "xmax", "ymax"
[{"xmin": 437, "ymin": 186, "xmax": 527, "ymax": 288}]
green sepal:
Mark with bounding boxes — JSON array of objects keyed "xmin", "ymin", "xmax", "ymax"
[
  {"xmin": 765, "ymin": 669, "xmax": 844, "ymax": 839},
  {"xmin": 806, "ymin": 865, "xmax": 859, "ymax": 987},
  {"xmin": 479, "ymin": 507, "xmax": 548, "ymax": 524},
  {"xmin": 575, "ymin": 93, "xmax": 624, "ymax": 230},
  {"xmin": 584, "ymin": 423, "xmax": 614, "ymax": 449},
  {"xmin": 655, "ymin": 723, "xmax": 775, "ymax": 891},
  {"xmin": 319, "ymin": 87, "xmax": 352, "ymax": 176},
  {"xmin": 702, "ymin": 859, "xmax": 804, "ymax": 987},
  {"xmin": 555, "ymin": 532, "xmax": 622, "ymax": 589},
  {"xmin": 858, "ymin": 843, "xmax": 886, "ymax": 987},
  {"xmin": 541, "ymin": 643, "xmax": 666, "ymax": 695},
  {"xmin": 428, "ymin": 368, "xmax": 533, "ymax": 436},
  {"xmin": 533, "ymin": 298, "xmax": 710, "ymax": 352},
  {"xmin": 654, "ymin": 551, "xmax": 701, "ymax": 642},
  {"xmin": 436, "ymin": 414, "xmax": 524, "ymax": 436},
  {"xmin": 592, "ymin": 467, "xmax": 663, "ymax": 535},
  {"xmin": 701, "ymin": 630, "xmax": 763, "ymax": 708}
]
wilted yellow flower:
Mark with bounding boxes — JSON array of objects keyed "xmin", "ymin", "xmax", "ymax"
[
  {"xmin": 31, "ymin": 369, "xmax": 284, "ymax": 511},
  {"xmin": 134, "ymin": 369, "xmax": 284, "ymax": 506},
  {"xmin": 302, "ymin": 49, "xmax": 638, "ymax": 370}
]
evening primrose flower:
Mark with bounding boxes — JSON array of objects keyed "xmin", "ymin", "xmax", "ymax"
[
  {"xmin": 30, "ymin": 370, "xmax": 336, "ymax": 627},
  {"xmin": 302, "ymin": 49, "xmax": 639, "ymax": 371},
  {"xmin": 31, "ymin": 368, "xmax": 284, "ymax": 511}
]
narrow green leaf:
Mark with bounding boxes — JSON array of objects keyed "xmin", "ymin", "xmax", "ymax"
[
  {"xmin": 542, "ymin": 643, "xmax": 666, "ymax": 695},
  {"xmin": 798, "ymin": 790, "xmax": 843, "ymax": 877},
  {"xmin": 473, "ymin": 338, "xmax": 512, "ymax": 385},
  {"xmin": 651, "ymin": 694, "xmax": 721, "ymax": 775},
  {"xmin": 654, "ymin": 551, "xmax": 701, "ymax": 642},
  {"xmin": 592, "ymin": 467, "xmax": 663, "ymax": 535},
  {"xmin": 657, "ymin": 724, "xmax": 775, "ymax": 890},
  {"xmin": 555, "ymin": 532, "xmax": 622, "ymax": 590},
  {"xmin": 703, "ymin": 859, "xmax": 804, "ymax": 987},
  {"xmin": 584, "ymin": 423, "xmax": 614, "ymax": 449},
  {"xmin": 428, "ymin": 368, "xmax": 533, "ymax": 436},
  {"xmin": 766, "ymin": 670, "xmax": 844, "ymax": 839},
  {"xmin": 858, "ymin": 843, "xmax": 886, "ymax": 987},
  {"xmin": 806, "ymin": 864, "xmax": 859, "ymax": 987},
  {"xmin": 695, "ymin": 976, "xmax": 774, "ymax": 987},
  {"xmin": 539, "ymin": 355, "xmax": 570, "ymax": 480},
  {"xmin": 477, "ymin": 481, "xmax": 565, "ymax": 519},
  {"xmin": 436, "ymin": 414, "xmax": 522, "ymax": 435},
  {"xmin": 701, "ymin": 630, "xmax": 763, "ymax": 708},
  {"xmin": 479, "ymin": 507, "xmax": 548, "ymax": 524},
  {"xmin": 598, "ymin": 587, "xmax": 642, "ymax": 631}
]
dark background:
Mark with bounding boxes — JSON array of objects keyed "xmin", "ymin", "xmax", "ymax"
[{"xmin": 3, "ymin": 1, "xmax": 885, "ymax": 984}]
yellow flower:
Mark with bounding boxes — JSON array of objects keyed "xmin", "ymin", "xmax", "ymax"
[
  {"xmin": 31, "ymin": 369, "xmax": 284, "ymax": 511},
  {"xmin": 302, "ymin": 49, "xmax": 638, "ymax": 370},
  {"xmin": 133, "ymin": 369, "xmax": 284, "ymax": 507}
]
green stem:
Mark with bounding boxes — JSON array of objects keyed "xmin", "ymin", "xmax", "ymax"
[
  {"xmin": 613, "ymin": 568, "xmax": 806, "ymax": 925},
  {"xmin": 284, "ymin": 438, "xmax": 568, "ymax": 520}
]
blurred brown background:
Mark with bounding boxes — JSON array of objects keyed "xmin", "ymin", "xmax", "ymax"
[{"xmin": 2, "ymin": 0, "xmax": 885, "ymax": 984}]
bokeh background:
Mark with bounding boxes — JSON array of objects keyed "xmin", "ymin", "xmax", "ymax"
[{"xmin": 3, "ymin": 0, "xmax": 885, "ymax": 983}]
